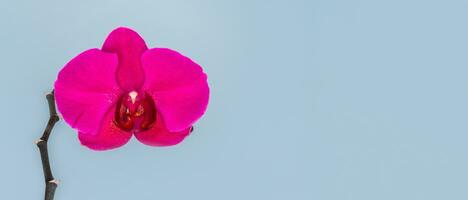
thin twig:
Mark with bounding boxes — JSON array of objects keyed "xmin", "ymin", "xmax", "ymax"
[{"xmin": 36, "ymin": 91, "xmax": 60, "ymax": 200}]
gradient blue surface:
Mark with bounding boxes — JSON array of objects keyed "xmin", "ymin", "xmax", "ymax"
[{"xmin": 1, "ymin": 0, "xmax": 467, "ymax": 199}]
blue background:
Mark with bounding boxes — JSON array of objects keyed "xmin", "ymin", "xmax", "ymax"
[{"xmin": 1, "ymin": 0, "xmax": 467, "ymax": 199}]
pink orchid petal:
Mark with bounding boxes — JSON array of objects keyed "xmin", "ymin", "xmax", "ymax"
[
  {"xmin": 141, "ymin": 48, "xmax": 210, "ymax": 132},
  {"xmin": 54, "ymin": 49, "xmax": 121, "ymax": 134},
  {"xmin": 78, "ymin": 106, "xmax": 133, "ymax": 151},
  {"xmin": 134, "ymin": 112, "xmax": 191, "ymax": 146},
  {"xmin": 102, "ymin": 27, "xmax": 148, "ymax": 91}
]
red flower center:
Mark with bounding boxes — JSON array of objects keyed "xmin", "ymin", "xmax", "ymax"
[{"xmin": 114, "ymin": 91, "xmax": 157, "ymax": 132}]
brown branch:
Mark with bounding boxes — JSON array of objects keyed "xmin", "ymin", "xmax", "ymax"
[{"xmin": 36, "ymin": 91, "xmax": 60, "ymax": 200}]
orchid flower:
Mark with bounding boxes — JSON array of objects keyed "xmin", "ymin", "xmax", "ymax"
[{"xmin": 54, "ymin": 27, "xmax": 209, "ymax": 151}]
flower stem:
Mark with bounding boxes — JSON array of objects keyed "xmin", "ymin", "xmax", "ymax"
[{"xmin": 36, "ymin": 91, "xmax": 60, "ymax": 200}]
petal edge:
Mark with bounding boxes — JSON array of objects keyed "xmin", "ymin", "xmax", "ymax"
[
  {"xmin": 102, "ymin": 27, "xmax": 148, "ymax": 91},
  {"xmin": 54, "ymin": 49, "xmax": 121, "ymax": 134},
  {"xmin": 134, "ymin": 113, "xmax": 192, "ymax": 147},
  {"xmin": 141, "ymin": 48, "xmax": 210, "ymax": 132},
  {"xmin": 78, "ymin": 106, "xmax": 133, "ymax": 151}
]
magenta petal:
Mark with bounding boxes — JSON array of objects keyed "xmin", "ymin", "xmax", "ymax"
[
  {"xmin": 102, "ymin": 27, "xmax": 148, "ymax": 91},
  {"xmin": 78, "ymin": 106, "xmax": 133, "ymax": 151},
  {"xmin": 134, "ymin": 113, "xmax": 191, "ymax": 146},
  {"xmin": 55, "ymin": 49, "xmax": 121, "ymax": 134},
  {"xmin": 141, "ymin": 48, "xmax": 210, "ymax": 132}
]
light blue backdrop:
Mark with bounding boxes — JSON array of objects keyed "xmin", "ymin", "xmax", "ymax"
[{"xmin": 1, "ymin": 0, "xmax": 467, "ymax": 199}]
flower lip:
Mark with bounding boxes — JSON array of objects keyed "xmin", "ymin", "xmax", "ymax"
[{"xmin": 113, "ymin": 91, "xmax": 157, "ymax": 132}]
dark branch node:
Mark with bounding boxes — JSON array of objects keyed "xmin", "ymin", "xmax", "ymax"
[{"xmin": 37, "ymin": 90, "xmax": 60, "ymax": 200}]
